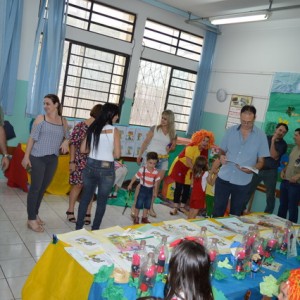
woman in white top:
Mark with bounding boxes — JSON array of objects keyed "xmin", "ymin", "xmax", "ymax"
[
  {"xmin": 76, "ymin": 103, "xmax": 120, "ymax": 230},
  {"xmin": 132, "ymin": 110, "xmax": 177, "ymax": 217}
]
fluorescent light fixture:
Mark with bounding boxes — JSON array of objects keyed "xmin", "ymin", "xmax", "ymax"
[{"xmin": 210, "ymin": 11, "xmax": 269, "ymax": 25}]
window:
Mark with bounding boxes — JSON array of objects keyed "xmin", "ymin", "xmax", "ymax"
[
  {"xmin": 143, "ymin": 20, "xmax": 203, "ymax": 61},
  {"xmin": 67, "ymin": 0, "xmax": 136, "ymax": 42},
  {"xmin": 130, "ymin": 60, "xmax": 196, "ymax": 131},
  {"xmin": 59, "ymin": 41, "xmax": 129, "ymax": 119}
]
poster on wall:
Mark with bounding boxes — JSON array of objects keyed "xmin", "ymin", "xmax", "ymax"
[
  {"xmin": 265, "ymin": 72, "xmax": 300, "ymax": 146},
  {"xmin": 225, "ymin": 94, "xmax": 253, "ymax": 128},
  {"xmin": 115, "ymin": 125, "xmax": 148, "ymax": 157}
]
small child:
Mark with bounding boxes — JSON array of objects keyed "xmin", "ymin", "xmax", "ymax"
[
  {"xmin": 205, "ymin": 156, "xmax": 221, "ymax": 217},
  {"xmin": 164, "ymin": 240, "xmax": 213, "ymax": 300},
  {"xmin": 128, "ymin": 152, "xmax": 160, "ymax": 224},
  {"xmin": 110, "ymin": 160, "xmax": 128, "ymax": 198},
  {"xmin": 188, "ymin": 156, "xmax": 209, "ymax": 219}
]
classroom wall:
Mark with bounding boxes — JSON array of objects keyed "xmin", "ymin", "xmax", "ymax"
[
  {"xmin": 3, "ymin": 1, "xmax": 300, "ymax": 221},
  {"xmin": 202, "ymin": 17, "xmax": 300, "ymax": 218}
]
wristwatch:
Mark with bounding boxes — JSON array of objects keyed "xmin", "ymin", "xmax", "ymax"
[{"xmin": 2, "ymin": 154, "xmax": 9, "ymax": 158}]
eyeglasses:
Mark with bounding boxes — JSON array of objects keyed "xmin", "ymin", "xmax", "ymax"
[{"xmin": 241, "ymin": 120, "xmax": 254, "ymax": 125}]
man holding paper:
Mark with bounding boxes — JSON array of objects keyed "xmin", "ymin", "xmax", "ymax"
[
  {"xmin": 244, "ymin": 123, "xmax": 288, "ymax": 214},
  {"xmin": 213, "ymin": 105, "xmax": 270, "ymax": 217}
]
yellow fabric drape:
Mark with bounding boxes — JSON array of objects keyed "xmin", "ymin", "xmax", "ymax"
[{"xmin": 22, "ymin": 241, "xmax": 93, "ymax": 300}]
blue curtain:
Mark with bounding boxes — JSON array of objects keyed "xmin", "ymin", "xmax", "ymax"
[
  {"xmin": 0, "ymin": 0, "xmax": 23, "ymax": 114},
  {"xmin": 187, "ymin": 30, "xmax": 218, "ymax": 135},
  {"xmin": 26, "ymin": 0, "xmax": 68, "ymax": 117}
]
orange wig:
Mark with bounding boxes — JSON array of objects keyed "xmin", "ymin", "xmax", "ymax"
[{"xmin": 189, "ymin": 130, "xmax": 215, "ymax": 149}]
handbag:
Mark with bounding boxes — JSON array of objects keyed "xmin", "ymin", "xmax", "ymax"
[{"xmin": 3, "ymin": 120, "xmax": 16, "ymax": 140}]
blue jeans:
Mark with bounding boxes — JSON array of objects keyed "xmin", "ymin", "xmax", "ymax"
[
  {"xmin": 213, "ymin": 177, "xmax": 251, "ymax": 217},
  {"xmin": 278, "ymin": 180, "xmax": 300, "ymax": 223},
  {"xmin": 27, "ymin": 155, "xmax": 58, "ymax": 220},
  {"xmin": 76, "ymin": 158, "xmax": 115, "ymax": 230},
  {"xmin": 136, "ymin": 185, "xmax": 153, "ymax": 210},
  {"xmin": 244, "ymin": 169, "xmax": 278, "ymax": 213}
]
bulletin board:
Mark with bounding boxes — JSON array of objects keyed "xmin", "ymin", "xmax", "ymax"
[{"xmin": 225, "ymin": 94, "xmax": 253, "ymax": 128}]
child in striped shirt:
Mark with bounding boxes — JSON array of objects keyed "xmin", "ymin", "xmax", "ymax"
[{"xmin": 128, "ymin": 152, "xmax": 160, "ymax": 224}]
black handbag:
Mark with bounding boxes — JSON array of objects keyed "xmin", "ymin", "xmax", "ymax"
[{"xmin": 3, "ymin": 120, "xmax": 16, "ymax": 140}]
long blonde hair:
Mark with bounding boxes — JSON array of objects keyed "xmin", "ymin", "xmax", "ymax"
[{"xmin": 157, "ymin": 110, "xmax": 176, "ymax": 141}]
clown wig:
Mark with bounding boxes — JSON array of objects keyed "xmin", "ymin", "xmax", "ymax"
[{"xmin": 189, "ymin": 130, "xmax": 215, "ymax": 149}]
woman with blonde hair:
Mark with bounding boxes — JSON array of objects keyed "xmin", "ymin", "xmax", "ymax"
[{"xmin": 131, "ymin": 110, "xmax": 177, "ymax": 218}]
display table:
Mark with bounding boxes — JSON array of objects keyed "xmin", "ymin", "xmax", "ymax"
[
  {"xmin": 22, "ymin": 216, "xmax": 300, "ymax": 300},
  {"xmin": 5, "ymin": 143, "xmax": 71, "ymax": 195}
]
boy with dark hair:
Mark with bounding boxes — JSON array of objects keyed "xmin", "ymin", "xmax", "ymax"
[{"xmin": 128, "ymin": 152, "xmax": 160, "ymax": 224}]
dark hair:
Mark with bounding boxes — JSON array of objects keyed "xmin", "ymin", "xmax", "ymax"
[
  {"xmin": 165, "ymin": 240, "xmax": 213, "ymax": 300},
  {"xmin": 146, "ymin": 151, "xmax": 159, "ymax": 161},
  {"xmin": 193, "ymin": 156, "xmax": 208, "ymax": 176},
  {"xmin": 86, "ymin": 103, "xmax": 119, "ymax": 151},
  {"xmin": 276, "ymin": 123, "xmax": 289, "ymax": 132},
  {"xmin": 44, "ymin": 94, "xmax": 62, "ymax": 116},
  {"xmin": 90, "ymin": 104, "xmax": 103, "ymax": 118},
  {"xmin": 295, "ymin": 128, "xmax": 300, "ymax": 134},
  {"xmin": 241, "ymin": 105, "xmax": 256, "ymax": 116}
]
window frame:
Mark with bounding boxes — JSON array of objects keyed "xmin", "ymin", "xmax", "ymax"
[{"xmin": 60, "ymin": 39, "xmax": 130, "ymax": 119}]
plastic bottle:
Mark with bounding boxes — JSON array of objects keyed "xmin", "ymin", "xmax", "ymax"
[
  {"xmin": 279, "ymin": 221, "xmax": 292, "ymax": 252},
  {"xmin": 155, "ymin": 235, "xmax": 169, "ymax": 274},
  {"xmin": 207, "ymin": 238, "xmax": 219, "ymax": 276},
  {"xmin": 264, "ymin": 228, "xmax": 279, "ymax": 258},
  {"xmin": 197, "ymin": 226, "xmax": 208, "ymax": 247},
  {"xmin": 139, "ymin": 252, "xmax": 157, "ymax": 293},
  {"xmin": 131, "ymin": 240, "xmax": 148, "ymax": 278}
]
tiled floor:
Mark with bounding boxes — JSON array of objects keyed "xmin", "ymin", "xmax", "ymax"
[{"xmin": 0, "ymin": 180, "xmax": 182, "ymax": 300}]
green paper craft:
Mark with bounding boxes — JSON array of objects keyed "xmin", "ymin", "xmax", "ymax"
[
  {"xmin": 259, "ymin": 274, "xmax": 279, "ymax": 297},
  {"xmin": 94, "ymin": 265, "xmax": 115, "ymax": 283},
  {"xmin": 102, "ymin": 280, "xmax": 127, "ymax": 300},
  {"xmin": 232, "ymin": 272, "xmax": 246, "ymax": 280},
  {"xmin": 213, "ymin": 269, "xmax": 228, "ymax": 280},
  {"xmin": 277, "ymin": 269, "xmax": 291, "ymax": 285},
  {"xmin": 217, "ymin": 257, "xmax": 233, "ymax": 269},
  {"xmin": 212, "ymin": 286, "xmax": 228, "ymax": 300},
  {"xmin": 128, "ymin": 277, "xmax": 139, "ymax": 289}
]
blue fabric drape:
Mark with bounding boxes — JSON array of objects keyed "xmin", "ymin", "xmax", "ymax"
[
  {"xmin": 0, "ymin": 0, "xmax": 23, "ymax": 114},
  {"xmin": 187, "ymin": 30, "xmax": 218, "ymax": 135},
  {"xmin": 26, "ymin": 0, "xmax": 67, "ymax": 117}
]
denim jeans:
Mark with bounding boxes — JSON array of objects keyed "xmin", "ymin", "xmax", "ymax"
[
  {"xmin": 244, "ymin": 169, "xmax": 278, "ymax": 213},
  {"xmin": 27, "ymin": 155, "xmax": 58, "ymax": 220},
  {"xmin": 213, "ymin": 177, "xmax": 251, "ymax": 217},
  {"xmin": 136, "ymin": 185, "xmax": 153, "ymax": 210},
  {"xmin": 278, "ymin": 180, "xmax": 300, "ymax": 223},
  {"xmin": 76, "ymin": 158, "xmax": 115, "ymax": 230}
]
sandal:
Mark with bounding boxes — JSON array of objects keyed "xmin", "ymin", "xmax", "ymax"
[
  {"xmin": 84, "ymin": 214, "xmax": 91, "ymax": 225},
  {"xmin": 27, "ymin": 221, "xmax": 44, "ymax": 233},
  {"xmin": 66, "ymin": 211, "xmax": 76, "ymax": 223},
  {"xmin": 178, "ymin": 206, "xmax": 186, "ymax": 213},
  {"xmin": 170, "ymin": 208, "xmax": 178, "ymax": 216},
  {"xmin": 149, "ymin": 210, "xmax": 157, "ymax": 218},
  {"xmin": 36, "ymin": 215, "xmax": 45, "ymax": 225}
]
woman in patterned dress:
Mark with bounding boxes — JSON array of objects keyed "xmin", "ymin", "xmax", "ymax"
[{"xmin": 66, "ymin": 104, "xmax": 102, "ymax": 224}]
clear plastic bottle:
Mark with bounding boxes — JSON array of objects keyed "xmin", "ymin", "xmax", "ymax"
[
  {"xmin": 154, "ymin": 235, "xmax": 169, "ymax": 274},
  {"xmin": 264, "ymin": 228, "xmax": 279, "ymax": 258},
  {"xmin": 131, "ymin": 239, "xmax": 148, "ymax": 278},
  {"xmin": 139, "ymin": 252, "xmax": 157, "ymax": 293},
  {"xmin": 279, "ymin": 221, "xmax": 292, "ymax": 252},
  {"xmin": 207, "ymin": 238, "xmax": 219, "ymax": 276},
  {"xmin": 197, "ymin": 226, "xmax": 208, "ymax": 247}
]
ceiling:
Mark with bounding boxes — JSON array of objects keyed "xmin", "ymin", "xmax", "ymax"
[{"xmin": 155, "ymin": 0, "xmax": 300, "ymax": 22}]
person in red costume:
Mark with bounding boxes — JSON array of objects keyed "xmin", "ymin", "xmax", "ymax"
[{"xmin": 168, "ymin": 129, "xmax": 215, "ymax": 215}]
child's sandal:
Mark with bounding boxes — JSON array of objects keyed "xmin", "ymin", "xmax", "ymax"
[{"xmin": 170, "ymin": 208, "xmax": 178, "ymax": 216}]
